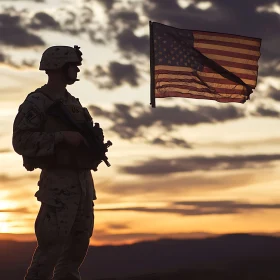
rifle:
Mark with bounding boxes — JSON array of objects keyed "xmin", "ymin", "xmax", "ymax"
[{"xmin": 46, "ymin": 99, "xmax": 112, "ymax": 171}]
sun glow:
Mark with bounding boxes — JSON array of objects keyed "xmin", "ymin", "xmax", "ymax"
[
  {"xmin": 0, "ymin": 220, "xmax": 9, "ymax": 233},
  {"xmin": 0, "ymin": 200, "xmax": 18, "ymax": 233}
]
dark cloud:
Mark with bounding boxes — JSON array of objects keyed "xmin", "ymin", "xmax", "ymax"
[
  {"xmin": 0, "ymin": 173, "xmax": 38, "ymax": 184},
  {"xmin": 106, "ymin": 223, "xmax": 130, "ymax": 230},
  {"xmin": 110, "ymin": 11, "xmax": 140, "ymax": 31},
  {"xmin": 22, "ymin": 59, "xmax": 37, "ymax": 68},
  {"xmin": 116, "ymin": 29, "xmax": 149, "ymax": 57},
  {"xmin": 143, "ymin": 0, "xmax": 279, "ymax": 67},
  {"xmin": 27, "ymin": 12, "xmax": 60, "ymax": 30},
  {"xmin": 92, "ymin": 231, "xmax": 216, "ymax": 244},
  {"xmin": 0, "ymin": 13, "xmax": 45, "ymax": 47},
  {"xmin": 0, "ymin": 207, "xmax": 31, "ymax": 214},
  {"xmin": 0, "ymin": 51, "xmax": 7, "ymax": 63},
  {"xmin": 258, "ymin": 59, "xmax": 280, "ymax": 78},
  {"xmin": 199, "ymin": 137, "xmax": 280, "ymax": 150},
  {"xmin": 62, "ymin": 10, "xmax": 76, "ymax": 25},
  {"xmin": 268, "ymin": 87, "xmax": 280, "ymax": 101},
  {"xmin": 251, "ymin": 105, "xmax": 280, "ymax": 117},
  {"xmin": 96, "ymin": 200, "xmax": 280, "ymax": 216},
  {"xmin": 119, "ymin": 154, "xmax": 280, "ymax": 175},
  {"xmin": 80, "ymin": 6, "xmax": 94, "ymax": 25},
  {"xmin": 96, "ymin": 0, "xmax": 116, "ymax": 11},
  {"xmin": 0, "ymin": 148, "xmax": 12, "ymax": 153},
  {"xmin": 88, "ymin": 29, "xmax": 105, "ymax": 44},
  {"xmin": 86, "ymin": 62, "xmax": 140, "ymax": 89},
  {"xmin": 102, "ymin": 171, "xmax": 260, "ymax": 197},
  {"xmin": 89, "ymin": 102, "xmax": 245, "ymax": 140},
  {"xmin": 151, "ymin": 137, "xmax": 192, "ymax": 149}
]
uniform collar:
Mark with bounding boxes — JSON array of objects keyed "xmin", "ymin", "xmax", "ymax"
[{"xmin": 39, "ymin": 84, "xmax": 69, "ymax": 102}]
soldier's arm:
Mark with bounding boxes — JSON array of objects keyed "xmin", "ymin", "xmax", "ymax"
[{"xmin": 12, "ymin": 101, "xmax": 64, "ymax": 157}]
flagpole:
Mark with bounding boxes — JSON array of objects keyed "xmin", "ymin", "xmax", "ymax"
[{"xmin": 149, "ymin": 20, "xmax": 156, "ymax": 108}]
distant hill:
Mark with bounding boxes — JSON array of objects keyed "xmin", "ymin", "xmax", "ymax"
[{"xmin": 1, "ymin": 233, "xmax": 280, "ymax": 279}]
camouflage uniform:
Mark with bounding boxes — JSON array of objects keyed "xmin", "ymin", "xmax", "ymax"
[{"xmin": 12, "ymin": 84, "xmax": 96, "ymax": 280}]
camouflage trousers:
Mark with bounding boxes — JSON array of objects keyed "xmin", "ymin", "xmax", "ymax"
[{"xmin": 24, "ymin": 194, "xmax": 94, "ymax": 280}]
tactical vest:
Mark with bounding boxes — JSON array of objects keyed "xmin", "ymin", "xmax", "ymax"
[{"xmin": 23, "ymin": 89, "xmax": 99, "ymax": 171}]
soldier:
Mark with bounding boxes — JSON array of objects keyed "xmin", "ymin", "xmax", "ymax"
[{"xmin": 12, "ymin": 45, "xmax": 98, "ymax": 280}]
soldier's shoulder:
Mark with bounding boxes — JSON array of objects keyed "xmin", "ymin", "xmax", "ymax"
[
  {"xmin": 67, "ymin": 90, "xmax": 82, "ymax": 105},
  {"xmin": 22, "ymin": 88, "xmax": 53, "ymax": 112}
]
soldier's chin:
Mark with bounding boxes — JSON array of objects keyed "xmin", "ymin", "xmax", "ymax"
[{"xmin": 66, "ymin": 78, "xmax": 77, "ymax": 85}]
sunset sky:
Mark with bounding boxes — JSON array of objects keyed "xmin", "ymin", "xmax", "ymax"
[{"xmin": 1, "ymin": 0, "xmax": 280, "ymax": 246}]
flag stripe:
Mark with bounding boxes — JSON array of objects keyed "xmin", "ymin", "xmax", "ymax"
[
  {"xmin": 155, "ymin": 90, "xmax": 246, "ymax": 103},
  {"xmin": 195, "ymin": 38, "xmax": 261, "ymax": 51},
  {"xmin": 156, "ymin": 78, "xmax": 246, "ymax": 88},
  {"xmin": 155, "ymin": 72, "xmax": 256, "ymax": 87},
  {"xmin": 196, "ymin": 47, "xmax": 260, "ymax": 60},
  {"xmin": 205, "ymin": 54, "xmax": 258, "ymax": 66},
  {"xmin": 204, "ymin": 66, "xmax": 256, "ymax": 76},
  {"xmin": 151, "ymin": 22, "xmax": 261, "ymax": 104},
  {"xmin": 193, "ymin": 32, "xmax": 261, "ymax": 46},
  {"xmin": 155, "ymin": 65, "xmax": 257, "ymax": 77},
  {"xmin": 155, "ymin": 65, "xmax": 257, "ymax": 85},
  {"xmin": 156, "ymin": 74, "xmax": 255, "ymax": 87},
  {"xmin": 157, "ymin": 80, "xmax": 245, "ymax": 91},
  {"xmin": 195, "ymin": 42, "xmax": 260, "ymax": 56},
  {"xmin": 156, "ymin": 85, "xmax": 245, "ymax": 95},
  {"xmin": 209, "ymin": 59, "xmax": 258, "ymax": 71}
]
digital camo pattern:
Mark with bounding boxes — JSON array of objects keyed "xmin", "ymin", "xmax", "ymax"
[
  {"xmin": 12, "ymin": 86, "xmax": 97, "ymax": 201},
  {"xmin": 39, "ymin": 46, "xmax": 82, "ymax": 70},
  {"xmin": 13, "ymin": 85, "xmax": 96, "ymax": 279},
  {"xmin": 25, "ymin": 196, "xmax": 94, "ymax": 280}
]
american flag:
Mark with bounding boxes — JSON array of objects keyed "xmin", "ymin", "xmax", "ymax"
[{"xmin": 150, "ymin": 22, "xmax": 261, "ymax": 107}]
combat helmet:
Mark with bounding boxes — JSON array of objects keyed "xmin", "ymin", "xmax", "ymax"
[{"xmin": 39, "ymin": 45, "xmax": 82, "ymax": 70}]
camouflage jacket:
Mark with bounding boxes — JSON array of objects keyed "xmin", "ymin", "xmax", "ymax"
[{"xmin": 12, "ymin": 85, "xmax": 97, "ymax": 206}]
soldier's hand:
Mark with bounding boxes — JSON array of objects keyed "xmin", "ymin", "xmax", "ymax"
[{"xmin": 62, "ymin": 131, "xmax": 88, "ymax": 147}]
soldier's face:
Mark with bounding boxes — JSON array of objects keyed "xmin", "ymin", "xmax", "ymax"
[
  {"xmin": 65, "ymin": 63, "xmax": 80, "ymax": 85},
  {"xmin": 68, "ymin": 63, "xmax": 80, "ymax": 79}
]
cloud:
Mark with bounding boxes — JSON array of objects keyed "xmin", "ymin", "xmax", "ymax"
[
  {"xmin": 0, "ymin": 148, "xmax": 12, "ymax": 154},
  {"xmin": 85, "ymin": 62, "xmax": 140, "ymax": 89},
  {"xmin": 251, "ymin": 105, "xmax": 280, "ymax": 117},
  {"xmin": 0, "ymin": 207, "xmax": 31, "ymax": 214},
  {"xmin": 119, "ymin": 154, "xmax": 280, "ymax": 175},
  {"xmin": 27, "ymin": 11, "xmax": 61, "ymax": 30},
  {"xmin": 92, "ymin": 231, "xmax": 217, "ymax": 245},
  {"xmin": 110, "ymin": 11, "xmax": 140, "ymax": 32},
  {"xmin": 0, "ymin": 51, "xmax": 7, "ymax": 63},
  {"xmin": 198, "ymin": 137, "xmax": 280, "ymax": 150},
  {"xmin": 102, "ymin": 171, "xmax": 258, "ymax": 197},
  {"xmin": 116, "ymin": 29, "xmax": 149, "ymax": 57},
  {"xmin": 0, "ymin": 13, "xmax": 45, "ymax": 47},
  {"xmin": 96, "ymin": 0, "xmax": 116, "ymax": 11},
  {"xmin": 150, "ymin": 137, "xmax": 192, "ymax": 148},
  {"xmin": 96, "ymin": 200, "xmax": 280, "ymax": 216},
  {"xmin": 106, "ymin": 223, "xmax": 130, "ymax": 230},
  {"xmin": 268, "ymin": 87, "xmax": 280, "ymax": 101},
  {"xmin": 0, "ymin": 173, "xmax": 38, "ymax": 184},
  {"xmin": 89, "ymin": 102, "xmax": 246, "ymax": 140}
]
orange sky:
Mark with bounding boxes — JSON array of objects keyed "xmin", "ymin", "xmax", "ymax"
[{"xmin": 1, "ymin": 0, "xmax": 280, "ymax": 246}]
